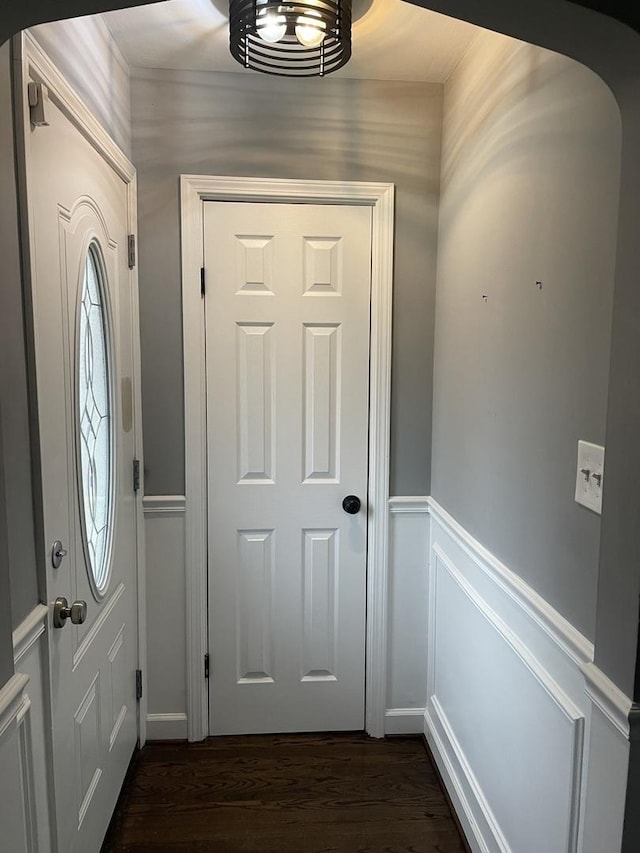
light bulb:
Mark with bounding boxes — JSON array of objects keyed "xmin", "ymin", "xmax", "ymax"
[
  {"xmin": 295, "ymin": 12, "xmax": 326, "ymax": 48},
  {"xmin": 257, "ymin": 8, "xmax": 287, "ymax": 43}
]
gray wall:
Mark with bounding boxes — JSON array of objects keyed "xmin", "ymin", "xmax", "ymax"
[
  {"xmin": 130, "ymin": 67, "xmax": 443, "ymax": 497},
  {"xmin": 0, "ymin": 39, "xmax": 39, "ymax": 633},
  {"xmin": 431, "ymin": 29, "xmax": 621, "ymax": 641},
  {"xmin": 31, "ymin": 15, "xmax": 131, "ymax": 155}
]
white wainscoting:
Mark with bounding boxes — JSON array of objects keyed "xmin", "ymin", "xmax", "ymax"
[
  {"xmin": 0, "ymin": 604, "xmax": 52, "ymax": 853},
  {"xmin": 143, "ymin": 495, "xmax": 188, "ymax": 739},
  {"xmin": 425, "ymin": 499, "xmax": 632, "ymax": 853},
  {"xmin": 385, "ymin": 497, "xmax": 430, "ymax": 734},
  {"xmin": 579, "ymin": 663, "xmax": 631, "ymax": 853}
]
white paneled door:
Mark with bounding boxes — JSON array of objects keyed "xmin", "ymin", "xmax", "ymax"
[
  {"xmin": 205, "ymin": 201, "xmax": 372, "ymax": 734},
  {"xmin": 25, "ymin": 68, "xmax": 139, "ymax": 852}
]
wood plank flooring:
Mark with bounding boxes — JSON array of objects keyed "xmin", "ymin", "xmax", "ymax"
[{"xmin": 102, "ymin": 733, "xmax": 467, "ymax": 853}]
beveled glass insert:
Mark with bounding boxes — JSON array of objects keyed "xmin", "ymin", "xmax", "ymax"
[{"xmin": 78, "ymin": 244, "xmax": 113, "ymax": 596}]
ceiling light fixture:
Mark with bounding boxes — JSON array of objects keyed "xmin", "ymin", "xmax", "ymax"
[{"xmin": 229, "ymin": 0, "xmax": 352, "ymax": 77}]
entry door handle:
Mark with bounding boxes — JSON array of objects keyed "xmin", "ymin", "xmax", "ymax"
[
  {"xmin": 53, "ymin": 597, "xmax": 88, "ymax": 629},
  {"xmin": 342, "ymin": 495, "xmax": 361, "ymax": 514}
]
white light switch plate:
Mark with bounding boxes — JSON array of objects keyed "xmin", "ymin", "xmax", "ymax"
[{"xmin": 575, "ymin": 440, "xmax": 605, "ymax": 514}]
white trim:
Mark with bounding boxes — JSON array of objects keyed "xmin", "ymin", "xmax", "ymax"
[
  {"xmin": 142, "ymin": 495, "xmax": 187, "ymax": 516},
  {"xmin": 22, "ymin": 32, "xmax": 133, "ymax": 183},
  {"xmin": 431, "ymin": 544, "xmax": 585, "ymax": 852},
  {"xmin": 20, "ymin": 33, "xmax": 144, "ymax": 746},
  {"xmin": 384, "ymin": 708, "xmax": 426, "ymax": 735},
  {"xmin": 17, "ymin": 695, "xmax": 38, "ymax": 853},
  {"xmin": 181, "ymin": 175, "xmax": 394, "ymax": 740},
  {"xmin": 425, "ymin": 701, "xmax": 505, "ymax": 853},
  {"xmin": 428, "ymin": 499, "xmax": 594, "ymax": 667},
  {"xmin": 0, "ymin": 674, "xmax": 30, "ymax": 740},
  {"xmin": 581, "ymin": 661, "xmax": 632, "ymax": 738},
  {"xmin": 388, "ymin": 496, "xmax": 430, "ymax": 514},
  {"xmin": 12, "ymin": 605, "xmax": 48, "ymax": 666},
  {"xmin": 128, "ymin": 172, "xmax": 147, "ymax": 748},
  {"xmin": 434, "ymin": 544, "xmax": 585, "ymax": 725},
  {"xmin": 426, "ymin": 504, "xmax": 604, "ymax": 853},
  {"xmin": 146, "ymin": 713, "xmax": 188, "ymax": 740}
]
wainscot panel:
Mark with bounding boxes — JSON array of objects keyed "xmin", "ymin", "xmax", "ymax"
[
  {"xmin": 385, "ymin": 497, "xmax": 430, "ymax": 734},
  {"xmin": 1, "ymin": 603, "xmax": 52, "ymax": 853},
  {"xmin": 143, "ymin": 496, "xmax": 188, "ymax": 738},
  {"xmin": 425, "ymin": 499, "xmax": 631, "ymax": 853}
]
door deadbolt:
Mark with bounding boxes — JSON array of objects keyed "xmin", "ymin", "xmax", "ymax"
[
  {"xmin": 53, "ymin": 597, "xmax": 87, "ymax": 629},
  {"xmin": 51, "ymin": 540, "xmax": 68, "ymax": 569}
]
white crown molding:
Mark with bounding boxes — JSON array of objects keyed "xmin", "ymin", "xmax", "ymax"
[
  {"xmin": 12, "ymin": 604, "xmax": 48, "ymax": 666},
  {"xmin": 22, "ymin": 31, "xmax": 134, "ymax": 183},
  {"xmin": 581, "ymin": 661, "xmax": 632, "ymax": 739},
  {"xmin": 388, "ymin": 496, "xmax": 430, "ymax": 514},
  {"xmin": 142, "ymin": 495, "xmax": 187, "ymax": 515},
  {"xmin": 428, "ymin": 498, "xmax": 594, "ymax": 667}
]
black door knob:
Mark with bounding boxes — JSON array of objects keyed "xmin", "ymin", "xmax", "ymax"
[{"xmin": 342, "ymin": 495, "xmax": 361, "ymax": 514}]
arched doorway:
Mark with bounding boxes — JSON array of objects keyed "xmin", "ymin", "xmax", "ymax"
[{"xmin": 2, "ymin": 2, "xmax": 639, "ymax": 850}]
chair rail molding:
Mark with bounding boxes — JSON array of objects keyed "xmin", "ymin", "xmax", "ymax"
[
  {"xmin": 180, "ymin": 175, "xmax": 394, "ymax": 740},
  {"xmin": 12, "ymin": 604, "xmax": 48, "ymax": 666},
  {"xmin": 0, "ymin": 674, "xmax": 30, "ymax": 740},
  {"xmin": 142, "ymin": 495, "xmax": 186, "ymax": 516},
  {"xmin": 425, "ymin": 497, "xmax": 633, "ymax": 853},
  {"xmin": 427, "ymin": 499, "xmax": 594, "ymax": 669},
  {"xmin": 581, "ymin": 661, "xmax": 632, "ymax": 738}
]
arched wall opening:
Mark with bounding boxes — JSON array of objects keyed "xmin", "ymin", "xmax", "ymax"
[{"xmin": 1, "ymin": 1, "xmax": 639, "ymax": 850}]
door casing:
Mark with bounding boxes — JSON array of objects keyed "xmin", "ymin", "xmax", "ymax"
[{"xmin": 180, "ymin": 175, "xmax": 394, "ymax": 740}]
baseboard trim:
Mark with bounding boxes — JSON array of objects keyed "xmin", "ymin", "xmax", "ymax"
[
  {"xmin": 384, "ymin": 708, "xmax": 426, "ymax": 735},
  {"xmin": 425, "ymin": 702, "xmax": 506, "ymax": 853},
  {"xmin": 421, "ymin": 730, "xmax": 473, "ymax": 853},
  {"xmin": 146, "ymin": 712, "xmax": 188, "ymax": 740},
  {"xmin": 142, "ymin": 495, "xmax": 186, "ymax": 516},
  {"xmin": 428, "ymin": 499, "xmax": 593, "ymax": 668}
]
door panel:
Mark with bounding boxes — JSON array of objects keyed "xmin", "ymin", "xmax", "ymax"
[
  {"xmin": 205, "ymin": 201, "xmax": 371, "ymax": 735},
  {"xmin": 25, "ymin": 74, "xmax": 139, "ymax": 853}
]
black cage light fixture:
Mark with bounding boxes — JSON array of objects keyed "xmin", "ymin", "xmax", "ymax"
[{"xmin": 229, "ymin": 0, "xmax": 352, "ymax": 77}]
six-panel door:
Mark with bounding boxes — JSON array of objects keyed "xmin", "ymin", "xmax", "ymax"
[{"xmin": 205, "ymin": 201, "xmax": 372, "ymax": 734}]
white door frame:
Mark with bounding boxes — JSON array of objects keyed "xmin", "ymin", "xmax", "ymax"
[
  {"xmin": 18, "ymin": 31, "xmax": 147, "ymax": 744},
  {"xmin": 181, "ymin": 175, "xmax": 394, "ymax": 740}
]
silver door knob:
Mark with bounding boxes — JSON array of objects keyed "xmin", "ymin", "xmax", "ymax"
[{"xmin": 53, "ymin": 597, "xmax": 87, "ymax": 629}]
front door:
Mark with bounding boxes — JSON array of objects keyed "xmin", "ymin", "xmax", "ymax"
[
  {"xmin": 205, "ymin": 200, "xmax": 371, "ymax": 734},
  {"xmin": 24, "ymin": 63, "xmax": 140, "ymax": 852}
]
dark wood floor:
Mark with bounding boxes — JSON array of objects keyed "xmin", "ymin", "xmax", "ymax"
[{"xmin": 102, "ymin": 733, "xmax": 467, "ymax": 853}]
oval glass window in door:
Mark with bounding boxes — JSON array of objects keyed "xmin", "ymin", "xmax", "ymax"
[{"xmin": 78, "ymin": 242, "xmax": 114, "ymax": 598}]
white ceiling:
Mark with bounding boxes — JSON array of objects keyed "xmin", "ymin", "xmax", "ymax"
[{"xmin": 103, "ymin": 0, "xmax": 479, "ymax": 82}]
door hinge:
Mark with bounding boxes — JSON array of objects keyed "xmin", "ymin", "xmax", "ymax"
[
  {"xmin": 204, "ymin": 653, "xmax": 210, "ymax": 679},
  {"xmin": 133, "ymin": 459, "xmax": 141, "ymax": 492},
  {"xmin": 27, "ymin": 81, "xmax": 50, "ymax": 127},
  {"xmin": 200, "ymin": 267, "xmax": 206, "ymax": 297},
  {"xmin": 136, "ymin": 669, "xmax": 143, "ymax": 701},
  {"xmin": 128, "ymin": 234, "xmax": 136, "ymax": 269}
]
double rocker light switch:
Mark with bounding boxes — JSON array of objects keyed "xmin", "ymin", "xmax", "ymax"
[{"xmin": 575, "ymin": 440, "xmax": 605, "ymax": 515}]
